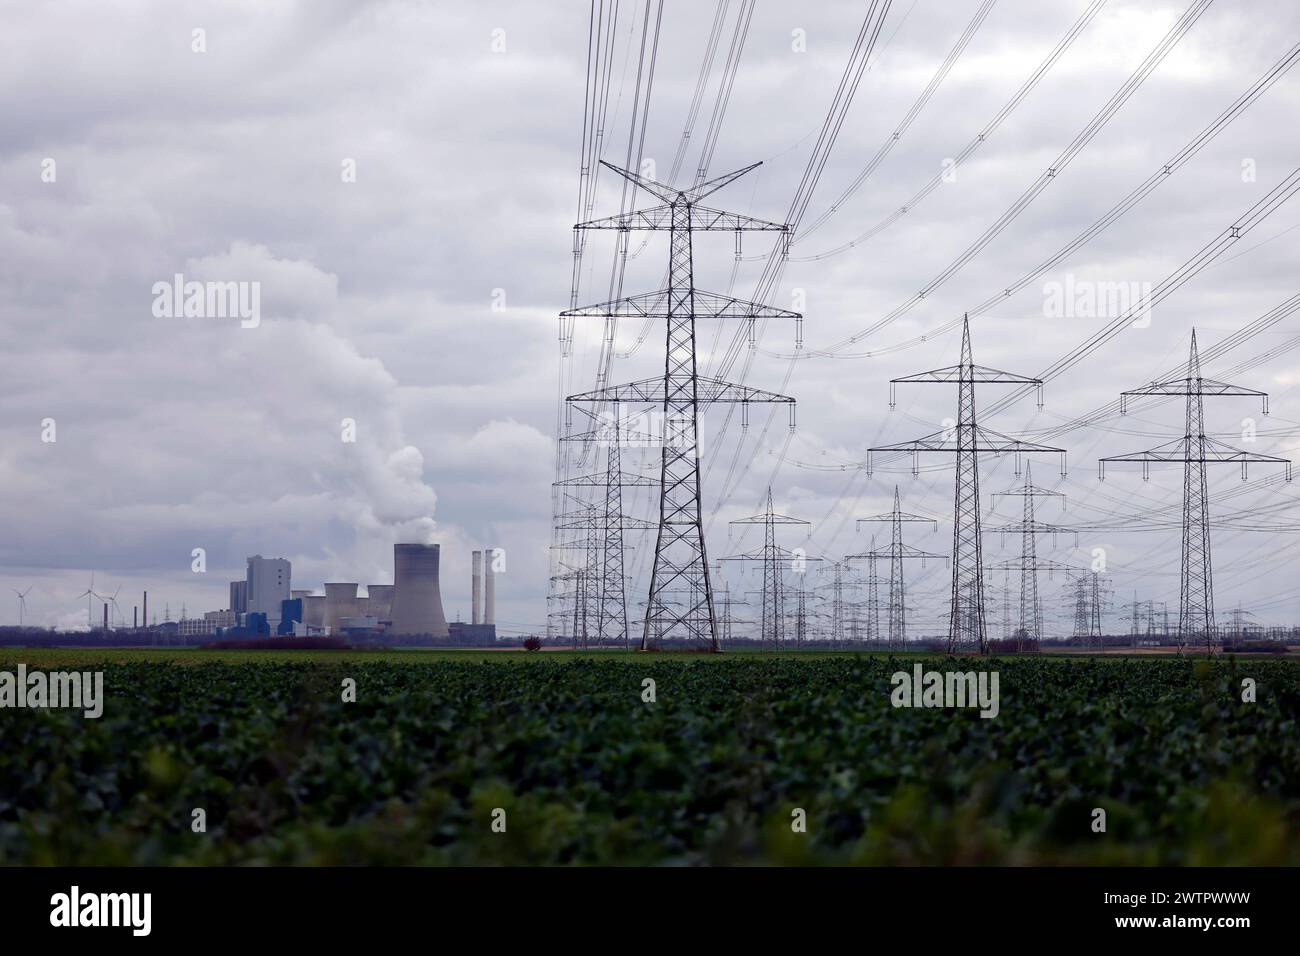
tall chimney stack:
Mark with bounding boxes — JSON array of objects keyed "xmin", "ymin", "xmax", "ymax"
[
  {"xmin": 484, "ymin": 547, "xmax": 496, "ymax": 625},
  {"xmin": 133, "ymin": 606, "xmax": 138, "ymax": 629},
  {"xmin": 471, "ymin": 550, "xmax": 483, "ymax": 625},
  {"xmin": 143, "ymin": 591, "xmax": 148, "ymax": 628}
]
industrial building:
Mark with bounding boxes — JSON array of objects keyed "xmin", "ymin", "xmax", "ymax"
[
  {"xmin": 246, "ymin": 556, "xmax": 291, "ymax": 629},
  {"xmin": 192, "ymin": 542, "xmax": 496, "ymax": 644}
]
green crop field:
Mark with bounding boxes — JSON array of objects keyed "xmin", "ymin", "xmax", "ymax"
[{"xmin": 1, "ymin": 651, "xmax": 1298, "ymax": 865}]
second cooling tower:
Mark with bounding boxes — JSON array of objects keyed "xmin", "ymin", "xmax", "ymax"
[
  {"xmin": 389, "ymin": 543, "xmax": 450, "ymax": 637},
  {"xmin": 323, "ymin": 583, "xmax": 360, "ymax": 634},
  {"xmin": 366, "ymin": 584, "xmax": 395, "ymax": 622}
]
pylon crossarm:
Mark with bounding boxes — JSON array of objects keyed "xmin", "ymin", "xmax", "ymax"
[
  {"xmin": 868, "ymin": 430, "xmax": 1065, "ymax": 475},
  {"xmin": 556, "ymin": 515, "xmax": 657, "ymax": 531},
  {"xmin": 869, "ymin": 424, "xmax": 1063, "ymax": 454},
  {"xmin": 598, "ymin": 159, "xmax": 764, "ymax": 205},
  {"xmin": 719, "ymin": 549, "xmax": 768, "ymax": 562},
  {"xmin": 1101, "ymin": 434, "xmax": 1290, "ymax": 471},
  {"xmin": 596, "ymin": 160, "xmax": 682, "ymax": 203},
  {"xmin": 847, "ymin": 545, "xmax": 944, "ymax": 561},
  {"xmin": 555, "ymin": 472, "xmax": 658, "ymax": 488},
  {"xmin": 562, "ymin": 288, "xmax": 800, "ymax": 320},
  {"xmin": 679, "ymin": 162, "xmax": 764, "ymax": 203},
  {"xmin": 895, "ymin": 542, "xmax": 947, "ymax": 562},
  {"xmin": 989, "ymin": 558, "xmax": 1078, "ymax": 575},
  {"xmin": 991, "ymin": 481, "xmax": 1066, "ymax": 501},
  {"xmin": 1119, "ymin": 379, "xmax": 1270, "ymax": 415},
  {"xmin": 558, "ymin": 423, "xmax": 660, "ymax": 445},
  {"xmin": 576, "ymin": 204, "xmax": 677, "ymax": 231},
  {"xmin": 855, "ymin": 512, "xmax": 938, "ymax": 527},
  {"xmin": 987, "ymin": 519, "xmax": 1075, "ymax": 535},
  {"xmin": 731, "ymin": 513, "xmax": 811, "ymax": 526},
  {"xmin": 891, "ymin": 364, "xmax": 1043, "ymax": 385},
  {"xmin": 576, "ymin": 205, "xmax": 787, "ymax": 234},
  {"xmin": 689, "ymin": 204, "xmax": 789, "ymax": 232},
  {"xmin": 568, "ymin": 376, "xmax": 794, "ymax": 406}
]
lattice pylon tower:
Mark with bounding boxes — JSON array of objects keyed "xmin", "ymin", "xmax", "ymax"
[
  {"xmin": 987, "ymin": 462, "xmax": 1075, "ymax": 652},
  {"xmin": 720, "ymin": 488, "xmax": 819, "ymax": 651},
  {"xmin": 1089, "ymin": 572, "xmax": 1105, "ymax": 648},
  {"xmin": 562, "ymin": 161, "xmax": 798, "ymax": 651},
  {"xmin": 599, "ymin": 427, "xmax": 629, "ymax": 647},
  {"xmin": 1100, "ymin": 329, "xmax": 1290, "ymax": 652},
  {"xmin": 795, "ymin": 586, "xmax": 808, "ymax": 647},
  {"xmin": 1001, "ymin": 572, "xmax": 1013, "ymax": 640},
  {"xmin": 555, "ymin": 411, "xmax": 659, "ymax": 647},
  {"xmin": 553, "ymin": 498, "xmax": 655, "ymax": 648},
  {"xmin": 813, "ymin": 561, "xmax": 858, "ymax": 645},
  {"xmin": 1071, "ymin": 575, "xmax": 1090, "ymax": 645},
  {"xmin": 869, "ymin": 318, "xmax": 1064, "ymax": 654},
  {"xmin": 865, "ymin": 536, "xmax": 881, "ymax": 646},
  {"xmin": 851, "ymin": 487, "xmax": 942, "ymax": 649}
]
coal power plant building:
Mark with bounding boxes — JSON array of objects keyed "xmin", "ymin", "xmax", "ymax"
[{"xmin": 389, "ymin": 543, "xmax": 450, "ymax": 637}]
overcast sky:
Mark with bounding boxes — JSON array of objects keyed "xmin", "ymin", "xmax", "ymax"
[{"xmin": 3, "ymin": 0, "xmax": 1300, "ymax": 635}]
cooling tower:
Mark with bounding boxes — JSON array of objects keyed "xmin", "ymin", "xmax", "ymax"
[
  {"xmin": 291, "ymin": 589, "xmax": 312, "ymax": 600},
  {"xmin": 389, "ymin": 543, "xmax": 449, "ymax": 637},
  {"xmin": 484, "ymin": 548, "xmax": 496, "ymax": 625},
  {"xmin": 366, "ymin": 585, "xmax": 394, "ymax": 621},
  {"xmin": 323, "ymin": 583, "xmax": 360, "ymax": 635},
  {"xmin": 356, "ymin": 596, "xmax": 371, "ymax": 618},
  {"xmin": 302, "ymin": 595, "xmax": 326, "ymax": 629},
  {"xmin": 472, "ymin": 550, "xmax": 483, "ymax": 625}
]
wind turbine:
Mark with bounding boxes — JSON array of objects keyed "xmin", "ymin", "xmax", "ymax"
[
  {"xmin": 76, "ymin": 572, "xmax": 104, "ymax": 631},
  {"xmin": 12, "ymin": 586, "xmax": 32, "ymax": 626},
  {"xmin": 108, "ymin": 586, "xmax": 125, "ymax": 629}
]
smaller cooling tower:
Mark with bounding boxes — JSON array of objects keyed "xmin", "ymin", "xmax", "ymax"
[
  {"xmin": 302, "ymin": 595, "xmax": 326, "ymax": 629},
  {"xmin": 323, "ymin": 583, "xmax": 360, "ymax": 635},
  {"xmin": 366, "ymin": 585, "xmax": 395, "ymax": 622},
  {"xmin": 389, "ymin": 543, "xmax": 450, "ymax": 637}
]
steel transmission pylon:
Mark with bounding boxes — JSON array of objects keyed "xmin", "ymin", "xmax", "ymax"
[
  {"xmin": 986, "ymin": 462, "xmax": 1075, "ymax": 652},
  {"xmin": 720, "ymin": 488, "xmax": 819, "ymax": 650},
  {"xmin": 714, "ymin": 582, "xmax": 750, "ymax": 649},
  {"xmin": 865, "ymin": 536, "xmax": 881, "ymax": 646},
  {"xmin": 555, "ymin": 410, "xmax": 660, "ymax": 646},
  {"xmin": 1071, "ymin": 575, "xmax": 1091, "ymax": 648},
  {"xmin": 553, "ymin": 500, "xmax": 655, "ymax": 647},
  {"xmin": 869, "ymin": 318, "xmax": 1065, "ymax": 654},
  {"xmin": 849, "ymin": 487, "xmax": 942, "ymax": 649},
  {"xmin": 563, "ymin": 161, "xmax": 797, "ymax": 651},
  {"xmin": 554, "ymin": 425, "xmax": 658, "ymax": 646},
  {"xmin": 1100, "ymin": 330, "xmax": 1290, "ymax": 652},
  {"xmin": 1090, "ymin": 572, "xmax": 1108, "ymax": 647},
  {"xmin": 828, "ymin": 561, "xmax": 846, "ymax": 646},
  {"xmin": 794, "ymin": 585, "xmax": 809, "ymax": 647}
]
